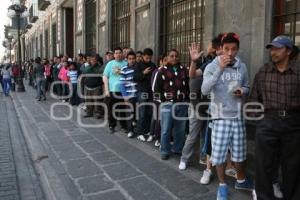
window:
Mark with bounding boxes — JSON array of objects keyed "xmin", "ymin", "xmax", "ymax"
[
  {"xmin": 85, "ymin": 0, "xmax": 97, "ymax": 54},
  {"xmin": 274, "ymin": 0, "xmax": 300, "ymax": 46},
  {"xmin": 40, "ymin": 34, "xmax": 43, "ymax": 58},
  {"xmin": 45, "ymin": 29, "xmax": 49, "ymax": 58},
  {"xmin": 52, "ymin": 23, "xmax": 57, "ymax": 56},
  {"xmin": 160, "ymin": 0, "xmax": 205, "ymax": 66},
  {"xmin": 111, "ymin": 0, "xmax": 131, "ymax": 49}
]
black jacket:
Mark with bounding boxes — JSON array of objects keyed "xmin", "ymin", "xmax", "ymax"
[
  {"xmin": 83, "ymin": 64, "xmax": 102, "ymax": 89},
  {"xmin": 133, "ymin": 61, "xmax": 156, "ymax": 94}
]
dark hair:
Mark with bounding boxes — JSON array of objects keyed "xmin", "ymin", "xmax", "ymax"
[
  {"xmin": 290, "ymin": 45, "xmax": 300, "ymax": 60},
  {"xmin": 157, "ymin": 53, "xmax": 167, "ymax": 66},
  {"xmin": 211, "ymin": 33, "xmax": 223, "ymax": 49},
  {"xmin": 35, "ymin": 57, "xmax": 41, "ymax": 63},
  {"xmin": 168, "ymin": 49, "xmax": 179, "ymax": 55},
  {"xmin": 82, "ymin": 54, "xmax": 87, "ymax": 60},
  {"xmin": 43, "ymin": 59, "xmax": 49, "ymax": 65},
  {"xmin": 136, "ymin": 51, "xmax": 143, "ymax": 55},
  {"xmin": 221, "ymin": 32, "xmax": 240, "ymax": 48},
  {"xmin": 78, "ymin": 53, "xmax": 83, "ymax": 58},
  {"xmin": 70, "ymin": 62, "xmax": 78, "ymax": 70},
  {"xmin": 114, "ymin": 47, "xmax": 123, "ymax": 53},
  {"xmin": 127, "ymin": 51, "xmax": 136, "ymax": 59},
  {"xmin": 95, "ymin": 54, "xmax": 104, "ymax": 65},
  {"xmin": 143, "ymin": 48, "xmax": 154, "ymax": 56}
]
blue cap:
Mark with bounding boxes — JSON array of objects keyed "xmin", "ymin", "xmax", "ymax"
[{"xmin": 266, "ymin": 35, "xmax": 293, "ymax": 49}]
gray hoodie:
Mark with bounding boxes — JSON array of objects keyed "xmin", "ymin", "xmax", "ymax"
[{"xmin": 201, "ymin": 56, "xmax": 250, "ymax": 119}]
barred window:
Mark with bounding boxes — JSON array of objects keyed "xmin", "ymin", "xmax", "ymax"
[
  {"xmin": 85, "ymin": 0, "xmax": 97, "ymax": 54},
  {"xmin": 52, "ymin": 23, "xmax": 57, "ymax": 56},
  {"xmin": 160, "ymin": 0, "xmax": 205, "ymax": 66},
  {"xmin": 112, "ymin": 0, "xmax": 131, "ymax": 49},
  {"xmin": 45, "ymin": 29, "xmax": 49, "ymax": 58},
  {"xmin": 274, "ymin": 0, "xmax": 300, "ymax": 46},
  {"xmin": 40, "ymin": 34, "xmax": 43, "ymax": 58}
]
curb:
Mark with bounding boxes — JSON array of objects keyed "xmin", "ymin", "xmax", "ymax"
[{"xmin": 11, "ymin": 93, "xmax": 74, "ymax": 200}]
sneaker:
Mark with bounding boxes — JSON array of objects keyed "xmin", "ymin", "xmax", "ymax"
[
  {"xmin": 154, "ymin": 140, "xmax": 160, "ymax": 147},
  {"xmin": 217, "ymin": 185, "xmax": 229, "ymax": 200},
  {"xmin": 137, "ymin": 135, "xmax": 146, "ymax": 142},
  {"xmin": 235, "ymin": 179, "xmax": 254, "ymax": 191},
  {"xmin": 161, "ymin": 154, "xmax": 169, "ymax": 160},
  {"xmin": 178, "ymin": 161, "xmax": 187, "ymax": 170},
  {"xmin": 225, "ymin": 167, "xmax": 237, "ymax": 178},
  {"xmin": 273, "ymin": 183, "xmax": 283, "ymax": 199},
  {"xmin": 199, "ymin": 156, "xmax": 207, "ymax": 165},
  {"xmin": 147, "ymin": 135, "xmax": 154, "ymax": 142},
  {"xmin": 127, "ymin": 132, "xmax": 134, "ymax": 138},
  {"xmin": 121, "ymin": 127, "xmax": 128, "ymax": 133},
  {"xmin": 62, "ymin": 100, "xmax": 66, "ymax": 103},
  {"xmin": 252, "ymin": 189, "xmax": 257, "ymax": 200},
  {"xmin": 200, "ymin": 169, "xmax": 212, "ymax": 185},
  {"xmin": 83, "ymin": 113, "xmax": 93, "ymax": 118},
  {"xmin": 109, "ymin": 127, "xmax": 115, "ymax": 134}
]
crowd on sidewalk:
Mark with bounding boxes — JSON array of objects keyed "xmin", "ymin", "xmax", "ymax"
[{"xmin": 6, "ymin": 33, "xmax": 300, "ymax": 200}]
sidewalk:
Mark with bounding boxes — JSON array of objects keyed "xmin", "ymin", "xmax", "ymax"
[
  {"xmin": 11, "ymin": 84, "xmax": 253, "ymax": 200},
  {"xmin": 0, "ymin": 88, "xmax": 44, "ymax": 200}
]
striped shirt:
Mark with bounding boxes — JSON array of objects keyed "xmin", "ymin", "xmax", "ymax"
[
  {"xmin": 67, "ymin": 70, "xmax": 78, "ymax": 84},
  {"xmin": 120, "ymin": 65, "xmax": 137, "ymax": 98}
]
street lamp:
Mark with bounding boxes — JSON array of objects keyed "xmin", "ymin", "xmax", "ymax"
[{"xmin": 7, "ymin": 1, "xmax": 29, "ymax": 92}]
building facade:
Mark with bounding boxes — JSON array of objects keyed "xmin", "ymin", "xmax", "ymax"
[{"xmin": 23, "ymin": 0, "xmax": 300, "ymax": 79}]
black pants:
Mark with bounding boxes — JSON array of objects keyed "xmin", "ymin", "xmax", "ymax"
[
  {"xmin": 255, "ymin": 114, "xmax": 300, "ymax": 200},
  {"xmin": 134, "ymin": 92, "xmax": 153, "ymax": 135},
  {"xmin": 105, "ymin": 92, "xmax": 126, "ymax": 129}
]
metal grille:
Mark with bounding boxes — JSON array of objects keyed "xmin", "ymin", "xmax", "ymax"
[
  {"xmin": 111, "ymin": 0, "xmax": 131, "ymax": 49},
  {"xmin": 40, "ymin": 34, "xmax": 43, "ymax": 58},
  {"xmin": 85, "ymin": 0, "xmax": 97, "ymax": 54},
  {"xmin": 160, "ymin": 0, "xmax": 205, "ymax": 66},
  {"xmin": 45, "ymin": 29, "xmax": 49, "ymax": 59},
  {"xmin": 274, "ymin": 0, "xmax": 300, "ymax": 46},
  {"xmin": 52, "ymin": 23, "xmax": 57, "ymax": 56}
]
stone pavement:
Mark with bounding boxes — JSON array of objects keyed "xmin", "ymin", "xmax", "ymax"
[
  {"xmin": 0, "ymin": 89, "xmax": 44, "ymax": 200},
  {"xmin": 10, "ymin": 84, "xmax": 253, "ymax": 200}
]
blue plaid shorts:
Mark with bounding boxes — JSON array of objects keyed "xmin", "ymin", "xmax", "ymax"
[{"xmin": 210, "ymin": 119, "xmax": 247, "ymax": 165}]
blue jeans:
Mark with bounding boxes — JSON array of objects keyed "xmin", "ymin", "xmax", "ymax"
[
  {"xmin": 36, "ymin": 78, "xmax": 46, "ymax": 99},
  {"xmin": 2, "ymin": 78, "xmax": 11, "ymax": 95},
  {"xmin": 160, "ymin": 103, "xmax": 188, "ymax": 156}
]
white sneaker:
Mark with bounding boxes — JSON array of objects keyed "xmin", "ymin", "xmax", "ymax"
[
  {"xmin": 273, "ymin": 183, "xmax": 283, "ymax": 199},
  {"xmin": 127, "ymin": 132, "xmax": 134, "ymax": 138},
  {"xmin": 200, "ymin": 169, "xmax": 212, "ymax": 185},
  {"xmin": 178, "ymin": 161, "xmax": 187, "ymax": 170},
  {"xmin": 147, "ymin": 135, "xmax": 154, "ymax": 142},
  {"xmin": 154, "ymin": 140, "xmax": 160, "ymax": 147},
  {"xmin": 137, "ymin": 135, "xmax": 146, "ymax": 142}
]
